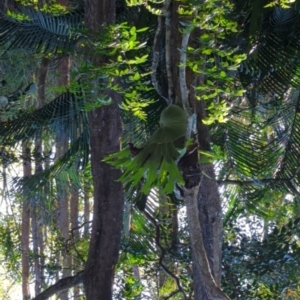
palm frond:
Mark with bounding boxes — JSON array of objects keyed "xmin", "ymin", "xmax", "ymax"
[
  {"xmin": 13, "ymin": 133, "xmax": 89, "ymax": 197},
  {"xmin": 0, "ymin": 90, "xmax": 87, "ymax": 146},
  {"xmin": 212, "ymin": 86, "xmax": 300, "ymax": 216},
  {"xmin": 237, "ymin": 7, "xmax": 300, "ymax": 96},
  {"xmin": 0, "ymin": 7, "xmax": 83, "ymax": 54}
]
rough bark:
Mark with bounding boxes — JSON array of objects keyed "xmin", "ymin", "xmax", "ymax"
[
  {"xmin": 31, "ymin": 204, "xmax": 42, "ymax": 296},
  {"xmin": 56, "ymin": 54, "xmax": 71, "ymax": 300},
  {"xmin": 83, "ymin": 1, "xmax": 124, "ymax": 299},
  {"xmin": 196, "ymin": 100, "xmax": 224, "ymax": 287},
  {"xmin": 83, "ymin": 181, "xmax": 90, "ymax": 237},
  {"xmin": 158, "ymin": 193, "xmax": 178, "ymax": 291},
  {"xmin": 22, "ymin": 142, "xmax": 31, "ymax": 300},
  {"xmin": 82, "ymin": 99, "xmax": 124, "ymax": 299},
  {"xmin": 183, "ymin": 184, "xmax": 228, "ymax": 300},
  {"xmin": 83, "ymin": 97, "xmax": 124, "ymax": 299},
  {"xmin": 55, "ymin": 133, "xmax": 70, "ymax": 300},
  {"xmin": 32, "ymin": 57, "xmax": 49, "ymax": 296},
  {"xmin": 70, "ymin": 182, "xmax": 80, "ymax": 299},
  {"xmin": 165, "ymin": 1, "xmax": 227, "ymax": 299},
  {"xmin": 31, "ymin": 271, "xmax": 84, "ymax": 300}
]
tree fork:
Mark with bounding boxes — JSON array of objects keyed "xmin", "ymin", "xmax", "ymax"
[{"xmin": 167, "ymin": 1, "xmax": 229, "ymax": 298}]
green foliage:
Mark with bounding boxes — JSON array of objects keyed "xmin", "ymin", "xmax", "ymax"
[
  {"xmin": 199, "ymin": 145, "xmax": 226, "ymax": 163},
  {"xmin": 0, "ymin": 216, "xmax": 21, "ymax": 280},
  {"xmin": 202, "ymin": 100, "xmax": 229, "ymax": 124},
  {"xmin": 179, "ymin": 0, "xmax": 246, "ymax": 125},
  {"xmin": 73, "ymin": 22, "xmax": 151, "ymax": 120},
  {"xmin": 120, "ymin": 267, "xmax": 143, "ymax": 299},
  {"xmin": 223, "ymin": 219, "xmax": 300, "ymax": 299},
  {"xmin": 105, "ymin": 105, "xmax": 187, "ymax": 194},
  {"xmin": 0, "ymin": 7, "xmax": 83, "ymax": 54},
  {"xmin": 1, "ymin": 0, "xmax": 300, "ymax": 298},
  {"xmin": 265, "ymin": 0, "xmax": 295, "ymax": 9},
  {"xmin": 16, "ymin": 1, "xmax": 69, "ymax": 14}
]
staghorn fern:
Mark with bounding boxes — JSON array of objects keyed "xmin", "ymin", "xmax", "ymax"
[{"xmin": 105, "ymin": 105, "xmax": 187, "ymax": 194}]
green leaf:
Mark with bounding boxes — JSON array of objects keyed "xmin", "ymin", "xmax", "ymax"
[
  {"xmin": 220, "ymin": 71, "xmax": 227, "ymax": 78},
  {"xmin": 202, "ymin": 48, "xmax": 213, "ymax": 55}
]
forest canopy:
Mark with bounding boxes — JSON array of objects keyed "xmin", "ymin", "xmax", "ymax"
[{"xmin": 0, "ymin": 0, "xmax": 299, "ymax": 299}]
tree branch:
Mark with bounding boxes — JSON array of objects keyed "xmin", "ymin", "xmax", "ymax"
[
  {"xmin": 179, "ymin": 31, "xmax": 197, "ymax": 138},
  {"xmin": 70, "ymin": 220, "xmax": 92, "ymax": 235},
  {"xmin": 164, "ymin": 0, "xmax": 174, "ymax": 102},
  {"xmin": 217, "ymin": 178, "xmax": 291, "ymax": 186},
  {"xmin": 151, "ymin": 15, "xmax": 169, "ymax": 103},
  {"xmin": 31, "ymin": 271, "xmax": 84, "ymax": 300},
  {"xmin": 144, "ymin": 211, "xmax": 187, "ymax": 300},
  {"xmin": 179, "ymin": 32, "xmax": 191, "ymax": 115}
]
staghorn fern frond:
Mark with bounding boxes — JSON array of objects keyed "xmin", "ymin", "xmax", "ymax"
[{"xmin": 105, "ymin": 105, "xmax": 187, "ymax": 194}]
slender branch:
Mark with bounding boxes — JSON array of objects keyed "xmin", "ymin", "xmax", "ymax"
[
  {"xmin": 70, "ymin": 220, "xmax": 92, "ymax": 235},
  {"xmin": 217, "ymin": 178, "xmax": 292, "ymax": 186},
  {"xmin": 218, "ymin": 178, "xmax": 300, "ymax": 198},
  {"xmin": 144, "ymin": 211, "xmax": 187, "ymax": 300},
  {"xmin": 70, "ymin": 222, "xmax": 91, "ymax": 264},
  {"xmin": 151, "ymin": 16, "xmax": 169, "ymax": 103},
  {"xmin": 179, "ymin": 32, "xmax": 191, "ymax": 115},
  {"xmin": 164, "ymin": 0, "xmax": 174, "ymax": 102},
  {"xmin": 179, "ymin": 31, "xmax": 198, "ymax": 138},
  {"xmin": 31, "ymin": 271, "xmax": 84, "ymax": 300}
]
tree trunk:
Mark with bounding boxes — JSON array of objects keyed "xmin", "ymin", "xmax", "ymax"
[
  {"xmin": 158, "ymin": 193, "xmax": 178, "ymax": 292},
  {"xmin": 194, "ymin": 100, "xmax": 224, "ymax": 298},
  {"xmin": 165, "ymin": 2, "xmax": 227, "ymax": 299},
  {"xmin": 32, "ymin": 139, "xmax": 43, "ymax": 295},
  {"xmin": 83, "ymin": 180, "xmax": 90, "ymax": 237},
  {"xmin": 56, "ymin": 54, "xmax": 71, "ymax": 300},
  {"xmin": 31, "ymin": 199, "xmax": 42, "ymax": 296},
  {"xmin": 70, "ymin": 182, "xmax": 80, "ymax": 299},
  {"xmin": 55, "ymin": 133, "xmax": 70, "ymax": 300},
  {"xmin": 21, "ymin": 142, "xmax": 31, "ymax": 300},
  {"xmin": 83, "ymin": 1, "xmax": 124, "ymax": 299},
  {"xmin": 83, "ymin": 99, "xmax": 124, "ymax": 299},
  {"xmin": 32, "ymin": 57, "xmax": 49, "ymax": 296}
]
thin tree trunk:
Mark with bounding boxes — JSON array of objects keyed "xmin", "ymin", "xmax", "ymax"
[
  {"xmin": 158, "ymin": 193, "xmax": 178, "ymax": 291},
  {"xmin": 32, "ymin": 136, "xmax": 43, "ymax": 295},
  {"xmin": 70, "ymin": 182, "xmax": 80, "ymax": 299},
  {"xmin": 83, "ymin": 181, "xmax": 90, "ymax": 237},
  {"xmin": 55, "ymin": 134, "xmax": 70, "ymax": 300},
  {"xmin": 163, "ymin": 2, "xmax": 228, "ymax": 299},
  {"xmin": 31, "ymin": 199, "xmax": 42, "ymax": 295},
  {"xmin": 22, "ymin": 142, "xmax": 31, "ymax": 300},
  {"xmin": 123, "ymin": 200, "xmax": 142, "ymax": 299},
  {"xmin": 32, "ymin": 57, "xmax": 49, "ymax": 296},
  {"xmin": 56, "ymin": 54, "xmax": 71, "ymax": 300}
]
